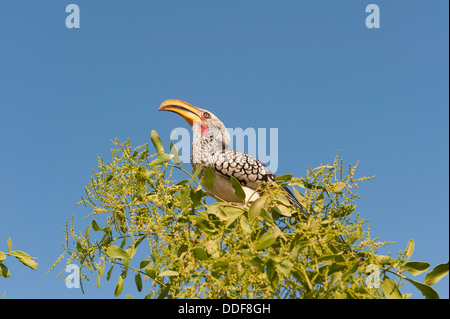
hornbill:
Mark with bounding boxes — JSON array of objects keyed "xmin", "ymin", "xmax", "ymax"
[
  {"xmin": 159, "ymin": 99, "xmax": 358, "ymax": 256},
  {"xmin": 159, "ymin": 99, "xmax": 302, "ymax": 211}
]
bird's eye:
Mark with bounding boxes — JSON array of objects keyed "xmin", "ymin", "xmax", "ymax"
[{"xmin": 203, "ymin": 112, "xmax": 210, "ymax": 118}]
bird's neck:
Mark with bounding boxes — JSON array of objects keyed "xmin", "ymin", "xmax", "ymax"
[{"xmin": 192, "ymin": 122, "xmax": 227, "ymax": 165}]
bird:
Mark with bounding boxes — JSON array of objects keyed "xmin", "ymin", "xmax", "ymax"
[{"xmin": 158, "ymin": 99, "xmax": 303, "ymax": 212}]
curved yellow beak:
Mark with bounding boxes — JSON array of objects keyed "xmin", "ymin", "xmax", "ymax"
[{"xmin": 159, "ymin": 99, "xmax": 201, "ymax": 126}]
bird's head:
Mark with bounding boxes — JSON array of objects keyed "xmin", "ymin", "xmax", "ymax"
[{"xmin": 159, "ymin": 99, "xmax": 230, "ymax": 148}]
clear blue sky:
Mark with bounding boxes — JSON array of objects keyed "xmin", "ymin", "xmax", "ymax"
[{"xmin": 0, "ymin": 1, "xmax": 448, "ymax": 298}]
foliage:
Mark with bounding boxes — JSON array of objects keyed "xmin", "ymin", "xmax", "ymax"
[
  {"xmin": 0, "ymin": 237, "xmax": 39, "ymax": 278},
  {"xmin": 50, "ymin": 131, "xmax": 448, "ymax": 299},
  {"xmin": 1, "ymin": 237, "xmax": 39, "ymax": 298}
]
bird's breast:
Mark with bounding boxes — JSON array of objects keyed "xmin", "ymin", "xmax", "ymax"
[{"xmin": 198, "ymin": 166, "xmax": 259, "ymax": 203}]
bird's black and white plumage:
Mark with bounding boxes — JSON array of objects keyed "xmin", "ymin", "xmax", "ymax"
[{"xmin": 159, "ymin": 99, "xmax": 301, "ymax": 208}]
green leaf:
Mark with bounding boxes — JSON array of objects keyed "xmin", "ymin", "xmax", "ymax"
[
  {"xmin": 330, "ymin": 182, "xmax": 346, "ymax": 193},
  {"xmin": 230, "ymin": 176, "xmax": 246, "ymax": 201},
  {"xmin": 266, "ymin": 259, "xmax": 279, "ymax": 288},
  {"xmin": 12, "ymin": 251, "xmax": 38, "ymax": 270},
  {"xmin": 347, "ymin": 230, "xmax": 361, "ymax": 245},
  {"xmin": 20, "ymin": 257, "xmax": 39, "ymax": 271},
  {"xmin": 76, "ymin": 239, "xmax": 85, "ymax": 253},
  {"xmin": 140, "ymin": 260, "xmax": 150, "ymax": 269},
  {"xmin": 275, "ymin": 174, "xmax": 292, "ymax": 181},
  {"xmin": 92, "ymin": 220, "xmax": 111, "ymax": 234},
  {"xmin": 222, "ymin": 205, "xmax": 245, "ymax": 218},
  {"xmin": 208, "ymin": 203, "xmax": 225, "ymax": 220},
  {"xmin": 239, "ymin": 216, "xmax": 252, "ymax": 235},
  {"xmin": 180, "ymin": 185, "xmax": 190, "ymax": 209},
  {"xmin": 253, "ymin": 228, "xmax": 279, "ymax": 251},
  {"xmin": 150, "ymin": 153, "xmax": 173, "ymax": 165},
  {"xmin": 401, "ymin": 261, "xmax": 430, "ymax": 276},
  {"xmin": 169, "ymin": 141, "xmax": 181, "ymax": 165},
  {"xmin": 135, "ymin": 273, "xmax": 143, "ymax": 292},
  {"xmin": 101, "ymin": 233, "xmax": 112, "ymax": 246},
  {"xmin": 145, "ymin": 269, "xmax": 157, "ymax": 279},
  {"xmin": 0, "ymin": 251, "xmax": 6, "ymax": 262},
  {"xmin": 381, "ymin": 277, "xmax": 403, "ymax": 299},
  {"xmin": 334, "ymin": 204, "xmax": 356, "ymax": 218},
  {"xmin": 7, "ymin": 238, "xmax": 12, "ymax": 253},
  {"xmin": 177, "ymin": 244, "xmax": 188, "ymax": 257},
  {"xmin": 114, "ymin": 275, "xmax": 124, "ymax": 297},
  {"xmin": 106, "ymin": 245, "xmax": 130, "ymax": 259},
  {"xmin": 193, "ymin": 247, "xmax": 209, "ymax": 261},
  {"xmin": 254, "ymin": 233, "xmax": 277, "ymax": 251},
  {"xmin": 91, "ymin": 219, "xmax": 101, "ymax": 231},
  {"xmin": 221, "ymin": 206, "xmax": 245, "ymax": 228},
  {"xmin": 274, "ymin": 257, "xmax": 293, "ymax": 276},
  {"xmin": 292, "ymin": 187, "xmax": 307, "ymax": 208},
  {"xmin": 405, "ymin": 239, "xmax": 414, "ymax": 261},
  {"xmin": 96, "ymin": 268, "xmax": 102, "ymax": 289},
  {"xmin": 175, "ymin": 179, "xmax": 190, "ymax": 186},
  {"xmin": 190, "ymin": 215, "xmax": 217, "ymax": 234},
  {"xmin": 424, "ymin": 262, "xmax": 449, "ymax": 286},
  {"xmin": 204, "ymin": 166, "xmax": 215, "ymax": 190},
  {"xmin": 343, "ymin": 260, "xmax": 360, "ymax": 279},
  {"xmin": 191, "ymin": 164, "xmax": 202, "ymax": 182},
  {"xmin": 274, "ymin": 194, "xmax": 290, "ymax": 206},
  {"xmin": 125, "ymin": 244, "xmax": 137, "ymax": 260},
  {"xmin": 158, "ymin": 270, "xmax": 179, "ymax": 277},
  {"xmin": 292, "ymin": 187, "xmax": 308, "ymax": 209},
  {"xmin": 106, "ymin": 174, "xmax": 113, "ymax": 182},
  {"xmin": 273, "ymin": 204, "xmax": 293, "ymax": 217},
  {"xmin": 330, "ymin": 271, "xmax": 343, "ymax": 286},
  {"xmin": 332, "ymin": 291, "xmax": 346, "ymax": 299},
  {"xmin": 292, "ymin": 268, "xmax": 312, "ymax": 291},
  {"xmin": 328, "ymin": 262, "xmax": 346, "ymax": 275},
  {"xmin": 213, "ymin": 260, "xmax": 229, "ymax": 272},
  {"xmin": 0, "ymin": 263, "xmax": 10, "ymax": 278},
  {"xmin": 189, "ymin": 188, "xmax": 203, "ymax": 206},
  {"xmin": 260, "ymin": 208, "xmax": 273, "ymax": 224},
  {"xmin": 317, "ymin": 254, "xmax": 341, "ymax": 263},
  {"xmin": 405, "ymin": 278, "xmax": 440, "ymax": 299},
  {"xmin": 137, "ymin": 149, "xmax": 149, "ymax": 163},
  {"xmin": 313, "ymin": 193, "xmax": 324, "ymax": 213},
  {"xmin": 249, "ymin": 196, "xmax": 267, "ymax": 221},
  {"xmin": 300, "ymin": 179, "xmax": 324, "ymax": 190},
  {"xmin": 106, "ymin": 264, "xmax": 114, "ymax": 281},
  {"xmin": 244, "ymin": 257, "xmax": 264, "ymax": 272},
  {"xmin": 150, "ymin": 130, "xmax": 164, "ymax": 155},
  {"xmin": 158, "ymin": 285, "xmax": 170, "ymax": 299},
  {"xmin": 374, "ymin": 255, "xmax": 394, "ymax": 266}
]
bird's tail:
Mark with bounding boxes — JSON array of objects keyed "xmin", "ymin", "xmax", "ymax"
[{"xmin": 281, "ymin": 186, "xmax": 310, "ymax": 220}]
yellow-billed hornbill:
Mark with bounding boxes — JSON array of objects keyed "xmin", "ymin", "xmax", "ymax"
[{"xmin": 159, "ymin": 99, "xmax": 301, "ymax": 208}]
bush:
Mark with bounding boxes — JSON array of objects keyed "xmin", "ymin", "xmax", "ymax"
[{"xmin": 50, "ymin": 131, "xmax": 448, "ymax": 299}]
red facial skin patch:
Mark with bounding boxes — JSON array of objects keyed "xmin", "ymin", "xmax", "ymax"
[
  {"xmin": 200, "ymin": 124, "xmax": 208, "ymax": 136},
  {"xmin": 200, "ymin": 112, "xmax": 209, "ymax": 136}
]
